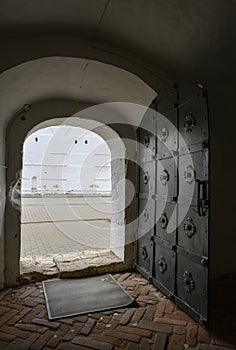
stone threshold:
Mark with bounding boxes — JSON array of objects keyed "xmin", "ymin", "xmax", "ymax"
[{"xmin": 19, "ymin": 249, "xmax": 126, "ymax": 284}]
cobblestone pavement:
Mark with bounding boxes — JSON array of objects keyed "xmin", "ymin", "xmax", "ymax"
[
  {"xmin": 21, "ymin": 220, "xmax": 110, "ymax": 257},
  {"xmin": 0, "ymin": 272, "xmax": 235, "ymax": 350},
  {"xmin": 21, "ymin": 197, "xmax": 111, "ymax": 224},
  {"xmin": 21, "ymin": 197, "xmax": 111, "ymax": 257}
]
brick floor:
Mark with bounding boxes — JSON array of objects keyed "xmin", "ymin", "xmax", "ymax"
[{"xmin": 0, "ymin": 272, "xmax": 235, "ymax": 350}]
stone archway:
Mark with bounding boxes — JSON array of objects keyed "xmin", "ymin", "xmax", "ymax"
[
  {"xmin": 19, "ymin": 116, "xmax": 127, "ymax": 281},
  {"xmin": 0, "ymin": 57, "xmax": 156, "ymax": 287}
]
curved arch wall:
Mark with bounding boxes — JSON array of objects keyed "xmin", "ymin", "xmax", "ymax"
[{"xmin": 0, "ymin": 57, "xmax": 157, "ymax": 287}]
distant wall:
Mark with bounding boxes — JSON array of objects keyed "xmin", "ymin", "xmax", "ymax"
[{"xmin": 22, "ymin": 125, "xmax": 111, "ymax": 195}]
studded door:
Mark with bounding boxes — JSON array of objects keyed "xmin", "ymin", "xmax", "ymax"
[
  {"xmin": 136, "ymin": 102, "xmax": 157, "ymax": 280},
  {"xmin": 136, "ymin": 84, "xmax": 209, "ymax": 326}
]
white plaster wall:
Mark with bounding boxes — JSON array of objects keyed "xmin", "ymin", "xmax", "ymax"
[
  {"xmin": 0, "ymin": 57, "xmax": 155, "ymax": 133},
  {"xmin": 22, "ymin": 126, "xmax": 111, "ymax": 195}
]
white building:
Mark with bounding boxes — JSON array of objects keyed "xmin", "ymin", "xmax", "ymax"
[{"xmin": 22, "ymin": 126, "xmax": 111, "ymax": 195}]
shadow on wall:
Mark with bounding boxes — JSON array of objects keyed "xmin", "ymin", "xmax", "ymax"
[{"xmin": 209, "ymin": 275, "xmax": 236, "ymax": 346}]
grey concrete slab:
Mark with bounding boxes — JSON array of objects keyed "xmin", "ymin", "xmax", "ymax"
[
  {"xmin": 21, "ymin": 220, "xmax": 110, "ymax": 256},
  {"xmin": 20, "ymin": 196, "xmax": 112, "ymax": 274},
  {"xmin": 21, "ymin": 196, "xmax": 111, "ymax": 223}
]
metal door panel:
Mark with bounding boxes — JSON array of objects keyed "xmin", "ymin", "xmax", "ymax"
[
  {"xmin": 138, "ymin": 128, "xmax": 156, "ymax": 162},
  {"xmin": 179, "ymin": 96, "xmax": 208, "ymax": 151},
  {"xmin": 137, "ymin": 84, "xmax": 209, "ymax": 326},
  {"xmin": 136, "ymin": 235, "xmax": 153, "ymax": 279},
  {"xmin": 176, "ymin": 246, "xmax": 208, "ymax": 323},
  {"xmin": 156, "ymin": 156, "xmax": 177, "ymax": 199},
  {"xmin": 156, "ymin": 88, "xmax": 178, "ymax": 159},
  {"xmin": 137, "ymin": 228, "xmax": 153, "ymax": 241},
  {"xmin": 156, "ymin": 201, "xmax": 177, "ymax": 243},
  {"xmin": 153, "ymin": 237, "xmax": 176, "ymax": 294},
  {"xmin": 139, "ymin": 160, "xmax": 155, "ymax": 196},
  {"xmin": 178, "ymin": 83, "xmax": 203, "ymax": 106},
  {"xmin": 156, "ymin": 88, "xmax": 177, "ymax": 115},
  {"xmin": 179, "ymin": 151, "xmax": 208, "ymax": 204},
  {"xmin": 139, "ymin": 102, "xmax": 157, "ymax": 132},
  {"xmin": 178, "ymin": 204, "xmax": 208, "ymax": 256},
  {"xmin": 157, "ymin": 109, "xmax": 178, "ymax": 160},
  {"xmin": 138, "ymin": 196, "xmax": 155, "ymax": 236}
]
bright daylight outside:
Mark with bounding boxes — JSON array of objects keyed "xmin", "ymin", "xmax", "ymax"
[{"xmin": 20, "ymin": 125, "xmax": 120, "ymax": 277}]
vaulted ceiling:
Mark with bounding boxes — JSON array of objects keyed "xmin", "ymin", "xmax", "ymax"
[{"xmin": 1, "ymin": 0, "xmax": 236, "ymax": 85}]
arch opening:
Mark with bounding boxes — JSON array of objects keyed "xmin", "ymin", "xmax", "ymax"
[
  {"xmin": 18, "ymin": 118, "xmax": 126, "ymax": 280},
  {"xmin": 1, "ymin": 56, "xmax": 156, "ymax": 288}
]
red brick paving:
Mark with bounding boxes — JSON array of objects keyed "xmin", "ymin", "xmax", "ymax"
[{"xmin": 0, "ymin": 272, "xmax": 235, "ymax": 350}]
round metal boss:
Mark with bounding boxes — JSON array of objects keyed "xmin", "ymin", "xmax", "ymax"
[
  {"xmin": 183, "ymin": 165, "xmax": 196, "ymax": 184},
  {"xmin": 141, "ymin": 246, "xmax": 148, "ymax": 261},
  {"xmin": 183, "ymin": 271, "xmax": 195, "ymax": 293},
  {"xmin": 143, "ymin": 171, "xmax": 149, "ymax": 184},
  {"xmin": 183, "ymin": 217, "xmax": 196, "ymax": 238},
  {"xmin": 157, "ymin": 256, "xmax": 167, "ymax": 273},
  {"xmin": 160, "ymin": 169, "xmax": 169, "ymax": 185},
  {"xmin": 184, "ymin": 113, "xmax": 196, "ymax": 133},
  {"xmin": 160, "ymin": 212, "xmax": 168, "ymax": 229},
  {"xmin": 144, "ymin": 134, "xmax": 150, "ymax": 147},
  {"xmin": 160, "ymin": 127, "xmax": 169, "ymax": 142}
]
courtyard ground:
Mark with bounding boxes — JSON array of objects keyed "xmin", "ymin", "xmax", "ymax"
[{"xmin": 20, "ymin": 196, "xmax": 119, "ymax": 277}]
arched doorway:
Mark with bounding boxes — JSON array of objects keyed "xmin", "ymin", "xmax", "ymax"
[
  {"xmin": 1, "ymin": 56, "xmax": 156, "ymax": 287},
  {"xmin": 5, "ymin": 105, "xmax": 130, "ymax": 285},
  {"xmin": 20, "ymin": 123, "xmax": 116, "ymax": 277}
]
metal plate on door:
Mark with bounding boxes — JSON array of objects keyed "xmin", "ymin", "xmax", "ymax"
[
  {"xmin": 179, "ymin": 97, "xmax": 208, "ymax": 153},
  {"xmin": 153, "ymin": 237, "xmax": 176, "ymax": 294},
  {"xmin": 138, "ymin": 197, "xmax": 155, "ymax": 236},
  {"xmin": 157, "ymin": 109, "xmax": 178, "ymax": 159},
  {"xmin": 156, "ymin": 156, "xmax": 177, "ymax": 200},
  {"xmin": 138, "ymin": 128, "xmax": 156, "ymax": 161},
  {"xmin": 139, "ymin": 103, "xmax": 156, "ymax": 132},
  {"xmin": 178, "ymin": 83, "xmax": 204, "ymax": 106},
  {"xmin": 176, "ymin": 246, "xmax": 208, "ymax": 323},
  {"xmin": 178, "ymin": 150, "xmax": 208, "ymax": 205},
  {"xmin": 139, "ymin": 160, "xmax": 155, "ymax": 196},
  {"xmin": 178, "ymin": 204, "xmax": 208, "ymax": 256},
  {"xmin": 156, "ymin": 88, "xmax": 178, "ymax": 115},
  {"xmin": 156, "ymin": 201, "xmax": 177, "ymax": 243},
  {"xmin": 136, "ymin": 236, "xmax": 153, "ymax": 279}
]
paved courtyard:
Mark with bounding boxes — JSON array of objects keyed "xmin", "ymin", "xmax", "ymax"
[{"xmin": 20, "ymin": 196, "xmax": 113, "ymax": 274}]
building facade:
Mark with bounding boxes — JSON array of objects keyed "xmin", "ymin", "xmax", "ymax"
[{"xmin": 22, "ymin": 126, "xmax": 111, "ymax": 195}]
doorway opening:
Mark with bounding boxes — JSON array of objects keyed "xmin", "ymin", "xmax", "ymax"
[{"xmin": 20, "ymin": 123, "xmax": 124, "ymax": 279}]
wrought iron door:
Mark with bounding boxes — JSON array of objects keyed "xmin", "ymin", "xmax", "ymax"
[{"xmin": 136, "ymin": 84, "xmax": 209, "ymax": 326}]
